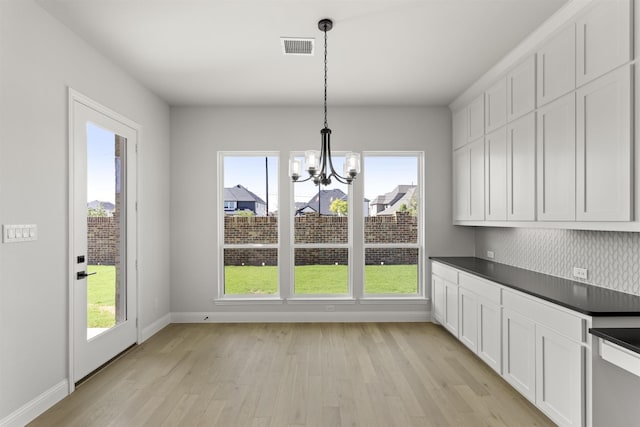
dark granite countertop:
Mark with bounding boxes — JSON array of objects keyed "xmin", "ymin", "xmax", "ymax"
[
  {"xmin": 430, "ymin": 257, "xmax": 640, "ymax": 316},
  {"xmin": 590, "ymin": 328, "xmax": 640, "ymax": 355}
]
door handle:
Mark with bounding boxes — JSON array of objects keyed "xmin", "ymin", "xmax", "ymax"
[{"xmin": 76, "ymin": 271, "xmax": 97, "ymax": 280}]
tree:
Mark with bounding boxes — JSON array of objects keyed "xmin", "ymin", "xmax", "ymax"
[
  {"xmin": 330, "ymin": 198, "xmax": 348, "ymax": 216},
  {"xmin": 88, "ymin": 203, "xmax": 108, "ymax": 217},
  {"xmin": 237, "ymin": 210, "xmax": 255, "ymax": 217},
  {"xmin": 397, "ymin": 197, "xmax": 418, "ymax": 217}
]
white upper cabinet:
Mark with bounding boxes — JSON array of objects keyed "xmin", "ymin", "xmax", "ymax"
[
  {"xmin": 485, "ymin": 127, "xmax": 508, "ymax": 221},
  {"xmin": 537, "ymin": 93, "xmax": 576, "ymax": 221},
  {"xmin": 576, "ymin": 65, "xmax": 633, "ymax": 221},
  {"xmin": 576, "ymin": 0, "xmax": 632, "ymax": 86},
  {"xmin": 467, "ymin": 95, "xmax": 485, "ymax": 142},
  {"xmin": 454, "ymin": 138, "xmax": 485, "ymax": 221},
  {"xmin": 507, "ymin": 113, "xmax": 536, "ymax": 221},
  {"xmin": 452, "ymin": 107, "xmax": 467, "ymax": 150},
  {"xmin": 485, "ymin": 78, "xmax": 507, "ymax": 133},
  {"xmin": 507, "ymin": 55, "xmax": 536, "ymax": 122},
  {"xmin": 537, "ymin": 24, "xmax": 575, "ymax": 107}
]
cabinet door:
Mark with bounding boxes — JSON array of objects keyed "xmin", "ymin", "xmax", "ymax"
[
  {"xmin": 485, "ymin": 78, "xmax": 507, "ymax": 133},
  {"xmin": 502, "ymin": 308, "xmax": 536, "ymax": 402},
  {"xmin": 444, "ymin": 281, "xmax": 459, "ymax": 337},
  {"xmin": 458, "ymin": 288, "xmax": 478, "ymax": 353},
  {"xmin": 537, "ymin": 24, "xmax": 575, "ymax": 106},
  {"xmin": 507, "ymin": 113, "xmax": 536, "ymax": 221},
  {"xmin": 576, "ymin": 65, "xmax": 632, "ymax": 221},
  {"xmin": 477, "ymin": 299, "xmax": 502, "ymax": 374},
  {"xmin": 535, "ymin": 325, "xmax": 584, "ymax": 427},
  {"xmin": 537, "ymin": 93, "xmax": 576, "ymax": 221},
  {"xmin": 576, "ymin": 0, "xmax": 632, "ymax": 86},
  {"xmin": 508, "ymin": 55, "xmax": 536, "ymax": 122},
  {"xmin": 453, "ymin": 146, "xmax": 470, "ymax": 220},
  {"xmin": 485, "ymin": 127, "xmax": 507, "ymax": 221},
  {"xmin": 469, "ymin": 138, "xmax": 485, "ymax": 221},
  {"xmin": 432, "ymin": 276, "xmax": 445, "ymax": 324},
  {"xmin": 452, "ymin": 107, "xmax": 467, "ymax": 150},
  {"xmin": 467, "ymin": 95, "xmax": 485, "ymax": 142}
]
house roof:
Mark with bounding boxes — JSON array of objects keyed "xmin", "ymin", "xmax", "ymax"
[
  {"xmin": 297, "ymin": 188, "xmax": 347, "ymax": 216},
  {"xmin": 377, "ymin": 186, "xmax": 418, "ymax": 215},
  {"xmin": 370, "ymin": 185, "xmax": 416, "ymax": 206},
  {"xmin": 224, "ymin": 185, "xmax": 266, "ymax": 204}
]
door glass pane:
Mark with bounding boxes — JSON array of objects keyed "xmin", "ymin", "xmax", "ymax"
[{"xmin": 86, "ymin": 123, "xmax": 126, "ymax": 340}]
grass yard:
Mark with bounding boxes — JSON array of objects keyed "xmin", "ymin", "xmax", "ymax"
[
  {"xmin": 87, "ymin": 265, "xmax": 116, "ymax": 328},
  {"xmin": 224, "ymin": 264, "xmax": 418, "ymax": 295}
]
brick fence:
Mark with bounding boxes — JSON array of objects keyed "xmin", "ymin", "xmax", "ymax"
[
  {"xmin": 224, "ymin": 213, "xmax": 418, "ymax": 266},
  {"xmin": 88, "ymin": 217, "xmax": 117, "ymax": 265}
]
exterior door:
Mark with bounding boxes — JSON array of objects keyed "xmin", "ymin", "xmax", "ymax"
[{"xmin": 70, "ymin": 90, "xmax": 138, "ymax": 384}]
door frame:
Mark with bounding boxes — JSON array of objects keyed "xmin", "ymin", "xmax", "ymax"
[{"xmin": 67, "ymin": 88, "xmax": 141, "ymax": 393}]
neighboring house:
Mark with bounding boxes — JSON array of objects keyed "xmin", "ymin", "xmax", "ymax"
[
  {"xmin": 295, "ymin": 189, "xmax": 370, "ymax": 216},
  {"xmin": 224, "ymin": 184, "xmax": 267, "ymax": 216},
  {"xmin": 370, "ymin": 185, "xmax": 417, "ymax": 216}
]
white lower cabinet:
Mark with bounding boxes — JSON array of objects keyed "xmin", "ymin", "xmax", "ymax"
[
  {"xmin": 432, "ymin": 276, "xmax": 445, "ymax": 324},
  {"xmin": 458, "ymin": 287, "xmax": 478, "ymax": 352},
  {"xmin": 432, "ymin": 262, "xmax": 589, "ymax": 427},
  {"xmin": 444, "ymin": 280, "xmax": 459, "ymax": 337},
  {"xmin": 477, "ymin": 298, "xmax": 501, "ymax": 374},
  {"xmin": 536, "ymin": 324, "xmax": 584, "ymax": 427},
  {"xmin": 502, "ymin": 308, "xmax": 536, "ymax": 402}
]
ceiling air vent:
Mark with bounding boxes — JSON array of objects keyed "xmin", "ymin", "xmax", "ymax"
[{"xmin": 281, "ymin": 38, "xmax": 315, "ymax": 56}]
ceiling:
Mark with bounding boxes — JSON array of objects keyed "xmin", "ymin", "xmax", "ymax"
[{"xmin": 36, "ymin": 0, "xmax": 569, "ymax": 107}]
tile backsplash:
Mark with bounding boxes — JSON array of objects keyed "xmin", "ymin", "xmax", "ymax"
[{"xmin": 474, "ymin": 228, "xmax": 640, "ymax": 295}]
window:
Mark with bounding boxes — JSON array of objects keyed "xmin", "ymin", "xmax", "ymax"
[
  {"xmin": 223, "ymin": 200, "xmax": 237, "ymax": 211},
  {"xmin": 291, "ymin": 154, "xmax": 350, "ymax": 295},
  {"xmin": 220, "ymin": 154, "xmax": 279, "ymax": 297},
  {"xmin": 363, "ymin": 153, "xmax": 423, "ymax": 296}
]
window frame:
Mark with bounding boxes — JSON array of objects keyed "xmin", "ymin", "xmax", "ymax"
[
  {"xmin": 288, "ymin": 151, "xmax": 354, "ymax": 299},
  {"xmin": 361, "ymin": 151, "xmax": 425, "ymax": 299},
  {"xmin": 217, "ymin": 151, "xmax": 281, "ymax": 300}
]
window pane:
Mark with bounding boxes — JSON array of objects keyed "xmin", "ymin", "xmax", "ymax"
[
  {"xmin": 364, "ymin": 248, "xmax": 418, "ymax": 294},
  {"xmin": 293, "ymin": 155, "xmax": 348, "ymax": 243},
  {"xmin": 224, "ymin": 248, "xmax": 278, "ymax": 295},
  {"xmin": 364, "ymin": 156, "xmax": 419, "ymax": 244},
  {"xmin": 294, "ymin": 248, "xmax": 348, "ymax": 294},
  {"xmin": 223, "ymin": 155, "xmax": 277, "ymax": 217}
]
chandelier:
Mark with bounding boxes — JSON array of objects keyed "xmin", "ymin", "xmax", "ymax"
[{"xmin": 289, "ymin": 19, "xmax": 361, "ymax": 186}]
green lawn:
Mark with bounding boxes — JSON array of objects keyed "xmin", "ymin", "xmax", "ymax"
[
  {"xmin": 224, "ymin": 264, "xmax": 417, "ymax": 295},
  {"xmin": 87, "ymin": 265, "xmax": 116, "ymax": 328}
]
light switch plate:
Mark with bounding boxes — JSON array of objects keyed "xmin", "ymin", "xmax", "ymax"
[{"xmin": 3, "ymin": 224, "xmax": 37, "ymax": 243}]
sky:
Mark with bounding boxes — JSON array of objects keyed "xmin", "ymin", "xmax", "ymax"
[
  {"xmin": 224, "ymin": 155, "xmax": 418, "ymax": 212},
  {"xmin": 87, "ymin": 123, "xmax": 117, "ymax": 203}
]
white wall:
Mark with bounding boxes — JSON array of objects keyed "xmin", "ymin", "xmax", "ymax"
[
  {"xmin": 170, "ymin": 106, "xmax": 475, "ymax": 315},
  {"xmin": 0, "ymin": 0, "xmax": 171, "ymax": 421}
]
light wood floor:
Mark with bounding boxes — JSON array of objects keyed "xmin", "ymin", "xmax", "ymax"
[{"xmin": 30, "ymin": 323, "xmax": 554, "ymax": 426}]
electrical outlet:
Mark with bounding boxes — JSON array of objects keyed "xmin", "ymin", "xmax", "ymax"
[
  {"xmin": 573, "ymin": 267, "xmax": 588, "ymax": 280},
  {"xmin": 325, "ymin": 305, "xmax": 335, "ymax": 312},
  {"xmin": 487, "ymin": 250, "xmax": 495, "ymax": 259}
]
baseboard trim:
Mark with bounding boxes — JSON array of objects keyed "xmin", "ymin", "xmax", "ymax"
[
  {"xmin": 171, "ymin": 311, "xmax": 431, "ymax": 323},
  {"xmin": 0, "ymin": 379, "xmax": 68, "ymax": 427},
  {"xmin": 140, "ymin": 313, "xmax": 171, "ymax": 343}
]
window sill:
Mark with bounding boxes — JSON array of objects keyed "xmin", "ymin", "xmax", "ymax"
[
  {"xmin": 359, "ymin": 297, "xmax": 429, "ymax": 305},
  {"xmin": 214, "ymin": 297, "xmax": 284, "ymax": 305},
  {"xmin": 286, "ymin": 297, "xmax": 357, "ymax": 304}
]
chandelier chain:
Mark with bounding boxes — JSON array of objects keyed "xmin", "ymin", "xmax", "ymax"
[{"xmin": 324, "ymin": 25, "xmax": 328, "ymax": 128}]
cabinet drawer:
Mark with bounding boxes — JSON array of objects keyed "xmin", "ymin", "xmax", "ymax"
[
  {"xmin": 432, "ymin": 262, "xmax": 458, "ymax": 284},
  {"xmin": 599, "ymin": 338, "xmax": 640, "ymax": 378},
  {"xmin": 459, "ymin": 273, "xmax": 501, "ymax": 305},
  {"xmin": 503, "ymin": 290, "xmax": 585, "ymax": 342}
]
